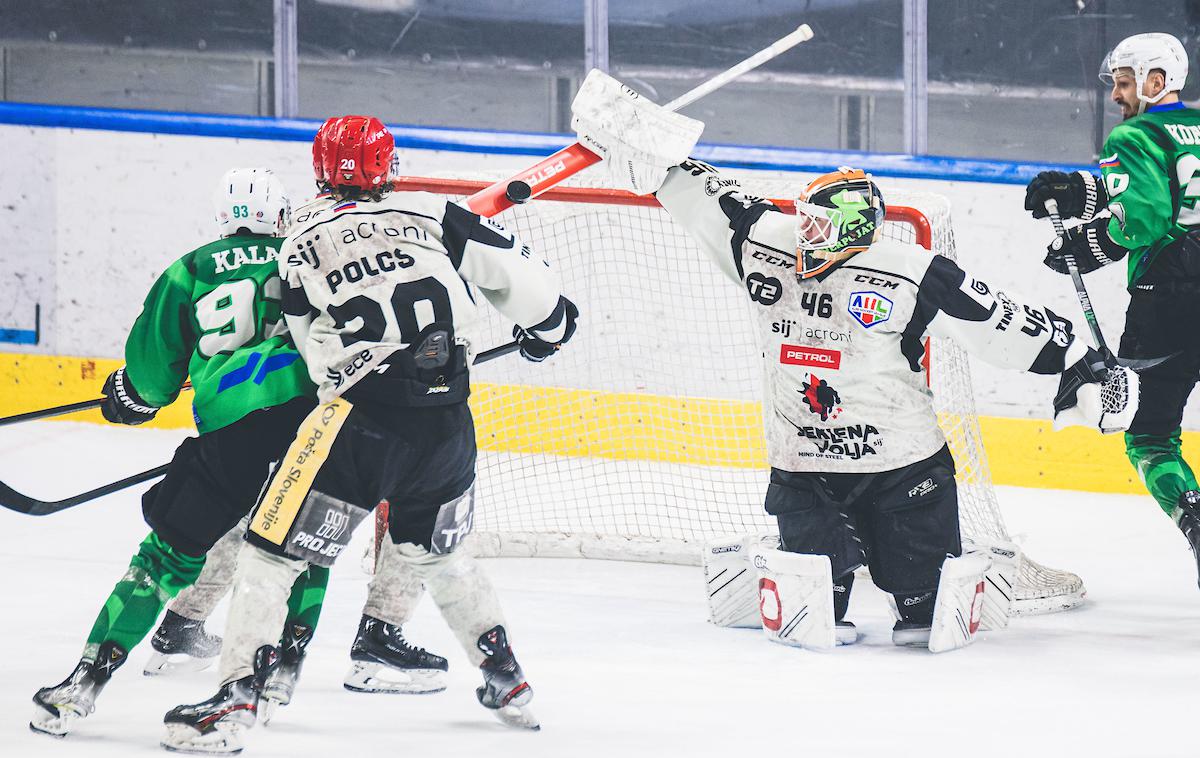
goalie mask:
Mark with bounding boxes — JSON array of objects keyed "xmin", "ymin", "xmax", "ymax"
[{"xmin": 794, "ymin": 167, "xmax": 886, "ymax": 280}]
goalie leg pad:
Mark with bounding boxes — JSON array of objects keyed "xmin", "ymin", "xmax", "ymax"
[
  {"xmin": 962, "ymin": 536, "xmax": 1020, "ymax": 630},
  {"xmin": 766, "ymin": 470, "xmax": 866, "ymax": 580},
  {"xmin": 702, "ymin": 533, "xmax": 777, "ymax": 628},
  {"xmin": 928, "ymin": 552, "xmax": 991, "ymax": 654},
  {"xmin": 752, "ymin": 548, "xmax": 836, "ymax": 651}
]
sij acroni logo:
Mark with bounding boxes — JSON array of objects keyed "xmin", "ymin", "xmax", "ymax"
[{"xmin": 847, "ymin": 291, "xmax": 892, "ymax": 328}]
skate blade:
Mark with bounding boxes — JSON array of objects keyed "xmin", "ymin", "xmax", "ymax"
[
  {"xmin": 492, "ymin": 704, "xmax": 540, "ymax": 731},
  {"xmin": 258, "ymin": 697, "xmax": 283, "ymax": 727},
  {"xmin": 144, "ymin": 652, "xmax": 217, "ymax": 677},
  {"xmin": 161, "ymin": 722, "xmax": 245, "ymax": 755},
  {"xmin": 343, "ymin": 661, "xmax": 447, "ymax": 694},
  {"xmin": 30, "ymin": 703, "xmax": 81, "ymax": 737}
]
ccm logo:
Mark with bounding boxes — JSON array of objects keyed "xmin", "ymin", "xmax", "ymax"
[{"xmin": 780, "ymin": 344, "xmax": 842, "ymax": 369}]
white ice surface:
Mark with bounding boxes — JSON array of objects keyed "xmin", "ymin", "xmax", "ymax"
[{"xmin": 1, "ymin": 422, "xmax": 1197, "ymax": 758}]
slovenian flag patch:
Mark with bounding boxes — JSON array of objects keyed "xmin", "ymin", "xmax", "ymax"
[
  {"xmin": 334, "ymin": 201, "xmax": 357, "ymax": 212},
  {"xmin": 1099, "ymin": 154, "xmax": 1120, "ymax": 169}
]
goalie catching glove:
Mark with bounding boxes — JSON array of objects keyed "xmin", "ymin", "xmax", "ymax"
[
  {"xmin": 1052, "ymin": 346, "xmax": 1138, "ymax": 434},
  {"xmin": 100, "ymin": 367, "xmax": 159, "ymax": 425},
  {"xmin": 570, "ymin": 69, "xmax": 705, "ymax": 195},
  {"xmin": 512, "ymin": 295, "xmax": 578, "ymax": 363}
]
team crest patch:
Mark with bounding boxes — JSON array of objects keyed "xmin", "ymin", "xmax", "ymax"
[{"xmin": 847, "ymin": 291, "xmax": 892, "ymax": 328}]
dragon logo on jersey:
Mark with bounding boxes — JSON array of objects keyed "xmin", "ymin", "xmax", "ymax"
[
  {"xmin": 847, "ymin": 291, "xmax": 892, "ymax": 328},
  {"xmin": 800, "ymin": 373, "xmax": 842, "ymax": 421}
]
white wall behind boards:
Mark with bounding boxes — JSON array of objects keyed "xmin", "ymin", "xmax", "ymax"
[{"xmin": 0, "ymin": 124, "xmax": 1165, "ymax": 426}]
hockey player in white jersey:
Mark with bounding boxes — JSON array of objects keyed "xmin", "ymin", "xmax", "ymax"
[
  {"xmin": 571, "ymin": 71, "xmax": 1120, "ymax": 651},
  {"xmin": 161, "ymin": 114, "xmax": 575, "ymax": 753}
]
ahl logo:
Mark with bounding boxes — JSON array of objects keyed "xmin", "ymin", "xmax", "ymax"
[
  {"xmin": 780, "ymin": 344, "xmax": 842, "ymax": 370},
  {"xmin": 800, "ymin": 373, "xmax": 842, "ymax": 421},
  {"xmin": 847, "ymin": 291, "xmax": 893, "ymax": 328}
]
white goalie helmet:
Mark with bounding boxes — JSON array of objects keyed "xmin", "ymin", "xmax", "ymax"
[
  {"xmin": 1100, "ymin": 32, "xmax": 1189, "ymax": 109},
  {"xmin": 212, "ymin": 167, "xmax": 291, "ymax": 237}
]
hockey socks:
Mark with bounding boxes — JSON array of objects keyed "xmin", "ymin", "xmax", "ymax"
[
  {"xmin": 84, "ymin": 532, "xmax": 204, "ymax": 659},
  {"xmin": 1127, "ymin": 430, "xmax": 1200, "ymax": 518}
]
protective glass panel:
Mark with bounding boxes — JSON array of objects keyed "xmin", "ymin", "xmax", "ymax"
[
  {"xmin": 927, "ymin": 0, "xmax": 1200, "ymax": 163},
  {"xmin": 296, "ymin": 0, "xmax": 585, "ymax": 132},
  {"xmin": 608, "ymin": 0, "xmax": 904, "ymax": 152},
  {"xmin": 0, "ymin": 0, "xmax": 273, "ymax": 115}
]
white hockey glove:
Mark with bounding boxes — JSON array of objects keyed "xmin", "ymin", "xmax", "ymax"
[
  {"xmin": 1052, "ymin": 348, "xmax": 1138, "ymax": 434},
  {"xmin": 570, "ymin": 69, "xmax": 705, "ymax": 195}
]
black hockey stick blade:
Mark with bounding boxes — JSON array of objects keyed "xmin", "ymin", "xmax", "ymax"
[
  {"xmin": 474, "ymin": 340, "xmax": 520, "ymax": 364},
  {"xmin": 1116, "ymin": 351, "xmax": 1179, "ymax": 372},
  {"xmin": 0, "ymin": 463, "xmax": 168, "ymax": 516},
  {"xmin": 0, "ymin": 397, "xmax": 104, "ymax": 428}
]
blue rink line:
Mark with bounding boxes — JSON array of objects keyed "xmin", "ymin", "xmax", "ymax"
[
  {"xmin": 0, "ymin": 328, "xmax": 38, "ymax": 345},
  {"xmin": 0, "ymin": 101, "xmax": 1094, "ymax": 186}
]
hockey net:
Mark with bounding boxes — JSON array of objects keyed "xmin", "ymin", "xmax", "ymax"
[{"xmin": 391, "ymin": 174, "xmax": 1085, "ymax": 616}]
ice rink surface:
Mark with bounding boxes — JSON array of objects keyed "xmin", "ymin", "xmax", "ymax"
[{"xmin": 1, "ymin": 422, "xmax": 1196, "ymax": 758}]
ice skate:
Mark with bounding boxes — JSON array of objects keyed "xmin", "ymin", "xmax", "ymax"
[
  {"xmin": 892, "ymin": 620, "xmax": 932, "ymax": 647},
  {"xmin": 161, "ymin": 645, "xmax": 277, "ymax": 755},
  {"xmin": 1175, "ymin": 490, "xmax": 1200, "ymax": 590},
  {"xmin": 475, "ymin": 625, "xmax": 538, "ymax": 730},
  {"xmin": 343, "ymin": 614, "xmax": 448, "ymax": 694},
  {"xmin": 145, "ymin": 610, "xmax": 222, "ymax": 676},
  {"xmin": 259, "ymin": 622, "xmax": 313, "ymax": 725},
  {"xmin": 835, "ymin": 620, "xmax": 859, "ymax": 646},
  {"xmin": 30, "ymin": 641, "xmax": 128, "ymax": 737}
]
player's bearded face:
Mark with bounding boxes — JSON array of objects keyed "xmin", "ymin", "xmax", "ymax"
[{"xmin": 1110, "ymin": 71, "xmax": 1139, "ymax": 119}]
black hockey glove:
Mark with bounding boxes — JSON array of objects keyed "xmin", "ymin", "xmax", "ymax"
[
  {"xmin": 1053, "ymin": 347, "xmax": 1112, "ymax": 417},
  {"xmin": 1025, "ymin": 170, "xmax": 1106, "ymax": 221},
  {"xmin": 1044, "ymin": 218, "xmax": 1128, "ymax": 275},
  {"xmin": 101, "ymin": 367, "xmax": 159, "ymax": 425},
  {"xmin": 513, "ymin": 295, "xmax": 579, "ymax": 363}
]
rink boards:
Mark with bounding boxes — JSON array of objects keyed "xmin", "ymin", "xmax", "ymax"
[{"xmin": 0, "ymin": 350, "xmax": 1159, "ymax": 495}]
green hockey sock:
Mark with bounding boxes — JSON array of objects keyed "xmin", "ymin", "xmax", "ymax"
[
  {"xmin": 1126, "ymin": 429, "xmax": 1200, "ymax": 517},
  {"xmin": 285, "ymin": 564, "xmax": 330, "ymax": 631},
  {"xmin": 83, "ymin": 531, "xmax": 205, "ymax": 660}
]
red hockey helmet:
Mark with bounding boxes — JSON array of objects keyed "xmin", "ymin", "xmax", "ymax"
[{"xmin": 313, "ymin": 115, "xmax": 395, "ymax": 194}]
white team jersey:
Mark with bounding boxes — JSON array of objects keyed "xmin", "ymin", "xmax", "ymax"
[
  {"xmin": 280, "ymin": 191, "xmax": 561, "ymax": 402},
  {"xmin": 657, "ymin": 161, "xmax": 1088, "ymax": 474}
]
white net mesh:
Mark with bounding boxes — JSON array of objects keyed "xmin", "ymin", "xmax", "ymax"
[{"xmin": 394, "ymin": 174, "xmax": 1085, "ymax": 614}]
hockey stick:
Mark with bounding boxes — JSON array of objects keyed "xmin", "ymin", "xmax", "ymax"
[
  {"xmin": 1044, "ymin": 199, "xmax": 1174, "ymax": 372},
  {"xmin": 464, "ymin": 23, "xmax": 815, "ymax": 217},
  {"xmin": 0, "ymin": 346, "xmax": 519, "ymax": 516},
  {"xmin": 0, "ymin": 381, "xmax": 194, "ymax": 429}
]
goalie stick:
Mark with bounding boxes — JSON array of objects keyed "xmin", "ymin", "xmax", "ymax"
[
  {"xmin": 1044, "ymin": 199, "xmax": 1174, "ymax": 373},
  {"xmin": 0, "ymin": 341, "xmax": 520, "ymax": 516},
  {"xmin": 464, "ymin": 23, "xmax": 815, "ymax": 217}
]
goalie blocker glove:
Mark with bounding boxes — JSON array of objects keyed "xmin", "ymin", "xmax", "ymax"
[
  {"xmin": 1025, "ymin": 170, "xmax": 1107, "ymax": 221},
  {"xmin": 1044, "ymin": 217, "xmax": 1129, "ymax": 275},
  {"xmin": 512, "ymin": 295, "xmax": 579, "ymax": 362},
  {"xmin": 100, "ymin": 367, "xmax": 159, "ymax": 425},
  {"xmin": 1053, "ymin": 346, "xmax": 1112, "ymax": 417}
]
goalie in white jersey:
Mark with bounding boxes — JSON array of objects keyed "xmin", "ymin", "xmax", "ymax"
[
  {"xmin": 571, "ymin": 70, "xmax": 1120, "ymax": 652},
  {"xmin": 162, "ymin": 115, "xmax": 575, "ymax": 753}
]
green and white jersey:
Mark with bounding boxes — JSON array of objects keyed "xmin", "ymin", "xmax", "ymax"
[
  {"xmin": 124, "ymin": 234, "xmax": 316, "ymax": 434},
  {"xmin": 1098, "ymin": 102, "xmax": 1200, "ymax": 284}
]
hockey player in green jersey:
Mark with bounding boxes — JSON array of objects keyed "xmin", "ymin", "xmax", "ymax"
[
  {"xmin": 1024, "ymin": 32, "xmax": 1200, "ymax": 582},
  {"xmin": 30, "ymin": 168, "xmax": 325, "ymax": 737}
]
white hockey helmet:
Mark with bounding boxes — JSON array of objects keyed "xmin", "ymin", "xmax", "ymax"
[
  {"xmin": 212, "ymin": 168, "xmax": 291, "ymax": 237},
  {"xmin": 1100, "ymin": 33, "xmax": 1189, "ymax": 109}
]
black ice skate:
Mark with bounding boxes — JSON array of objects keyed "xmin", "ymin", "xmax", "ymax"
[
  {"xmin": 259, "ymin": 622, "xmax": 313, "ymax": 725},
  {"xmin": 145, "ymin": 610, "xmax": 223, "ymax": 676},
  {"xmin": 1176, "ymin": 490, "xmax": 1200, "ymax": 589},
  {"xmin": 31, "ymin": 641, "xmax": 128, "ymax": 737},
  {"xmin": 343, "ymin": 614, "xmax": 448, "ymax": 694},
  {"xmin": 891, "ymin": 620, "xmax": 932, "ymax": 647},
  {"xmin": 161, "ymin": 645, "xmax": 278, "ymax": 755},
  {"xmin": 475, "ymin": 625, "xmax": 538, "ymax": 730},
  {"xmin": 835, "ymin": 620, "xmax": 859, "ymax": 646}
]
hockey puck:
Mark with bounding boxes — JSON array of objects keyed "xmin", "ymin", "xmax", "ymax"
[{"xmin": 505, "ymin": 181, "xmax": 532, "ymax": 205}]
